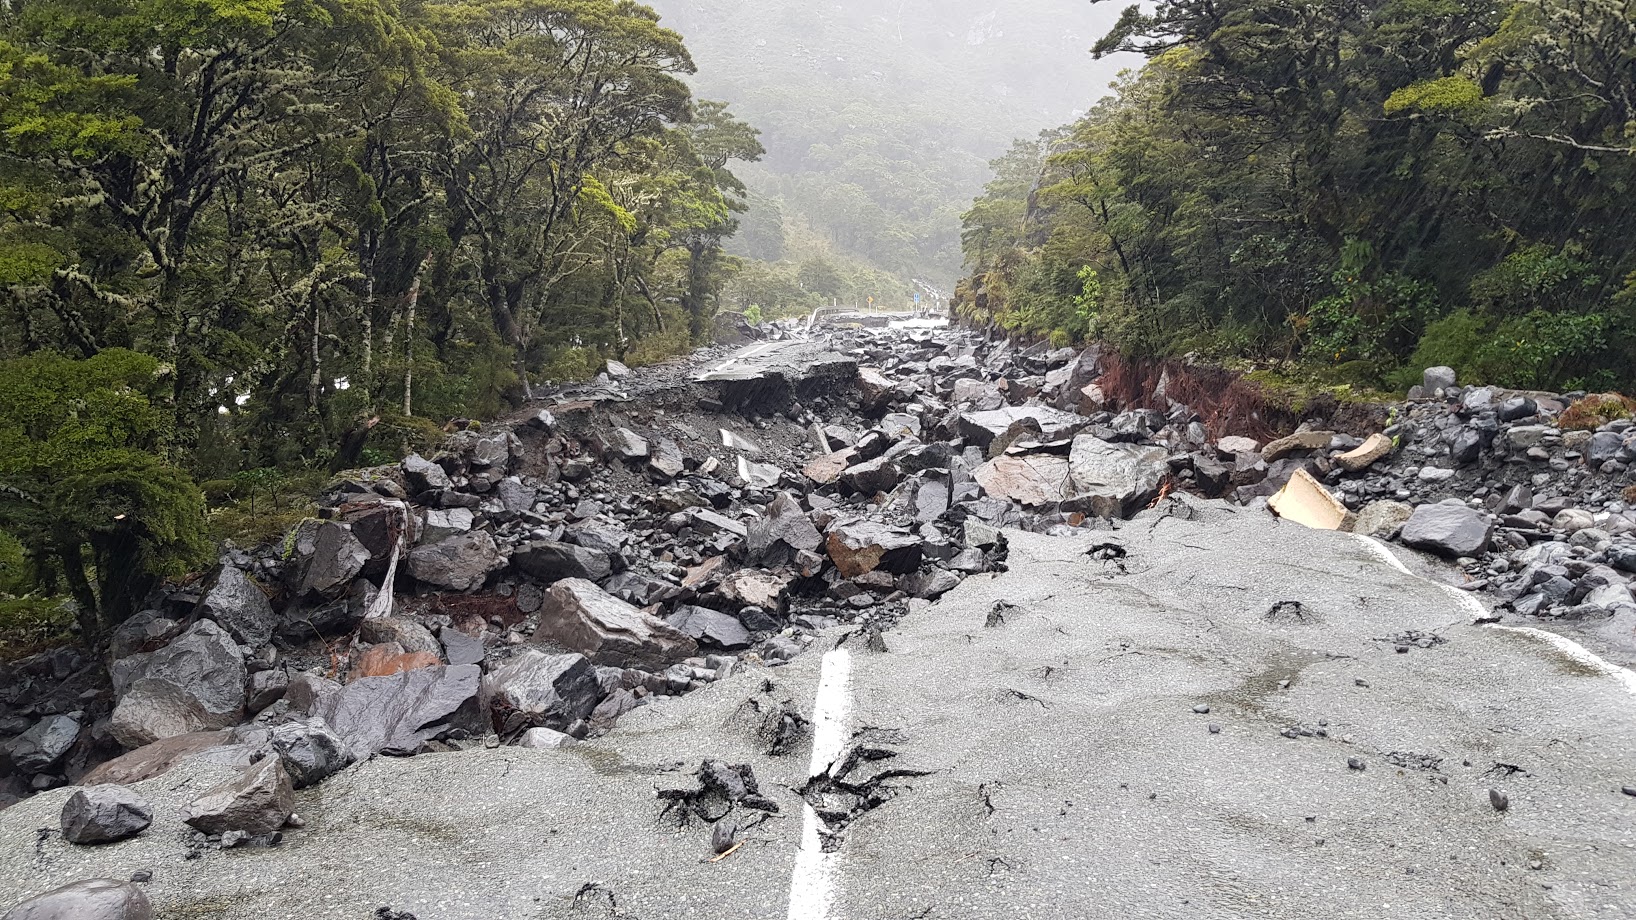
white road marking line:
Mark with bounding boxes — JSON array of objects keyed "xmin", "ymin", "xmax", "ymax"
[
  {"xmin": 1353, "ymin": 534, "xmax": 1636, "ymax": 696},
  {"xmin": 787, "ymin": 648, "xmax": 853, "ymax": 920}
]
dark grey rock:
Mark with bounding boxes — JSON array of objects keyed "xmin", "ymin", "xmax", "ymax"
[
  {"xmin": 533, "ymin": 579, "xmax": 697, "ymax": 670},
  {"xmin": 1, "ymin": 879, "xmax": 153, "ymax": 920},
  {"xmin": 407, "ymin": 531, "xmax": 505, "ymax": 592},
  {"xmin": 439, "ymin": 626, "xmax": 486, "ymax": 667},
  {"xmin": 269, "ymin": 718, "xmax": 353, "ymax": 788},
  {"xmin": 666, "ymin": 606, "xmax": 752, "ymax": 650},
  {"xmin": 110, "ymin": 620, "xmax": 246, "ymax": 748},
  {"xmin": 312, "ymin": 664, "xmax": 481, "ymax": 759},
  {"xmin": 1401, "ymin": 502, "xmax": 1492, "ymax": 558},
  {"xmin": 744, "ymin": 493, "xmax": 823, "ymax": 565},
  {"xmin": 402, "ymin": 453, "xmax": 451, "ymax": 492},
  {"xmin": 60, "ymin": 786, "xmax": 153, "ymax": 844},
  {"xmin": 481, "ymin": 649, "xmax": 601, "ymax": 735},
  {"xmin": 1498, "ymin": 397, "xmax": 1538, "ymax": 422},
  {"xmin": 1067, "ymin": 435, "xmax": 1169, "ymax": 519},
  {"xmin": 196, "ymin": 565, "xmax": 276, "ymax": 648},
  {"xmin": 289, "ymin": 520, "xmax": 370, "ymax": 599},
  {"xmin": 6, "ymin": 713, "xmax": 80, "ymax": 773},
  {"xmin": 512, "ymin": 540, "xmax": 613, "ymax": 582}
]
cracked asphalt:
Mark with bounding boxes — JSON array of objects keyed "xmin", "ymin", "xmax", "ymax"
[{"xmin": 3, "ymin": 496, "xmax": 1634, "ymax": 918}]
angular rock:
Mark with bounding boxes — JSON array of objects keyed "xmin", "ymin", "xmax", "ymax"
[
  {"xmin": 803, "ymin": 449, "xmax": 857, "ymax": 486},
  {"xmin": 402, "ymin": 453, "xmax": 451, "ymax": 492},
  {"xmin": 1067, "ymin": 435, "xmax": 1169, "ymax": 519},
  {"xmin": 533, "ymin": 579, "xmax": 697, "ymax": 670},
  {"xmin": 359, "ymin": 616, "xmax": 441, "ymax": 655},
  {"xmin": 1217, "ymin": 436, "xmax": 1260, "ymax": 456},
  {"xmin": 481, "ymin": 649, "xmax": 601, "ymax": 734},
  {"xmin": 1335, "ymin": 433, "xmax": 1393, "ymax": 473},
  {"xmin": 958, "ymin": 406, "xmax": 1084, "ymax": 448},
  {"xmin": 407, "ymin": 531, "xmax": 505, "ymax": 592},
  {"xmin": 419, "ymin": 507, "xmax": 474, "ymax": 544},
  {"xmin": 745, "ymin": 493, "xmax": 823, "ymax": 565},
  {"xmin": 1350, "ymin": 501, "xmax": 1415, "ymax": 539},
  {"xmin": 291, "ymin": 520, "xmax": 370, "ymax": 598},
  {"xmin": 826, "ymin": 521, "xmax": 924, "ymax": 578},
  {"xmin": 737, "ymin": 455, "xmax": 783, "ymax": 488},
  {"xmin": 269, "ymin": 717, "xmax": 354, "ymax": 788},
  {"xmin": 111, "ymin": 620, "xmax": 246, "ymax": 748},
  {"xmin": 1, "ymin": 879, "xmax": 153, "ymax": 920},
  {"xmin": 607, "ymin": 428, "xmax": 649, "ymax": 461},
  {"xmin": 972, "ymin": 455, "xmax": 1073, "ymax": 507},
  {"xmin": 512, "ymin": 539, "xmax": 613, "ymax": 582},
  {"xmin": 667, "ymin": 606, "xmax": 752, "ymax": 650},
  {"xmin": 6, "ymin": 713, "xmax": 80, "ymax": 774},
  {"xmin": 196, "ymin": 565, "xmax": 275, "ymax": 648},
  {"xmin": 60, "ymin": 785, "xmax": 153, "ymax": 844},
  {"xmin": 312, "ymin": 664, "xmax": 481, "ymax": 759},
  {"xmin": 720, "ymin": 570, "xmax": 793, "ymax": 612},
  {"xmin": 1401, "ymin": 501, "xmax": 1493, "ymax": 558},
  {"xmin": 649, "ymin": 438, "xmax": 686, "ymax": 480},
  {"xmin": 181, "ymin": 755, "xmax": 294, "ymax": 836},
  {"xmin": 350, "ymin": 645, "xmax": 441, "ymax": 680},
  {"xmin": 519, "ymin": 726, "xmax": 579, "ymax": 749},
  {"xmin": 840, "ymin": 456, "xmax": 902, "ymax": 495}
]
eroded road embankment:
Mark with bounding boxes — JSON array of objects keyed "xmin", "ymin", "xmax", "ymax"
[{"xmin": 3, "ymin": 496, "xmax": 1633, "ymax": 919}]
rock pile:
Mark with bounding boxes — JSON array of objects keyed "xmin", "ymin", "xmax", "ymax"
[{"xmin": 3, "ymin": 323, "xmax": 1634, "ymax": 837}]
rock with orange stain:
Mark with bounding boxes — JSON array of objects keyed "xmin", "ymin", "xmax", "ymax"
[{"xmin": 350, "ymin": 644, "xmax": 442, "ymax": 682}]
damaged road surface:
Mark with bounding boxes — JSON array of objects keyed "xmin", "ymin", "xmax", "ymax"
[{"xmin": 4, "ymin": 497, "xmax": 1633, "ymax": 918}]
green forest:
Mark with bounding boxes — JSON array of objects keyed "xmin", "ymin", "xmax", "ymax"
[
  {"xmin": 960, "ymin": 0, "xmax": 1636, "ymax": 394},
  {"xmin": 0, "ymin": 0, "xmax": 766, "ymax": 637}
]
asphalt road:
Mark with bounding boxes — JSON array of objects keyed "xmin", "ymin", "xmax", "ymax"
[{"xmin": 3, "ymin": 496, "xmax": 1633, "ymax": 918}]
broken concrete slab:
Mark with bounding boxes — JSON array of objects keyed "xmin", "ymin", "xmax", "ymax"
[
  {"xmin": 1335, "ymin": 433, "xmax": 1394, "ymax": 473},
  {"xmin": 1267, "ymin": 469, "xmax": 1349, "ymax": 530}
]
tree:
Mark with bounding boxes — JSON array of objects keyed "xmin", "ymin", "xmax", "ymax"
[{"xmin": 0, "ymin": 350, "xmax": 209, "ymax": 638}]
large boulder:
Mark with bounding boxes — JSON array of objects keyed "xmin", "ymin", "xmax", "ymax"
[
  {"xmin": 744, "ymin": 493, "xmax": 823, "ymax": 566},
  {"xmin": 1066, "ymin": 435, "xmax": 1169, "ymax": 519},
  {"xmin": 481, "ymin": 649, "xmax": 602, "ymax": 735},
  {"xmin": 1400, "ymin": 501, "xmax": 1493, "ymax": 558},
  {"xmin": 512, "ymin": 540, "xmax": 613, "ymax": 582},
  {"xmin": 79, "ymin": 731, "xmax": 237, "ymax": 786},
  {"xmin": 972, "ymin": 455, "xmax": 1074, "ymax": 507},
  {"xmin": 533, "ymin": 579, "xmax": 697, "ymax": 670},
  {"xmin": 401, "ymin": 452, "xmax": 451, "ymax": 492},
  {"xmin": 826, "ymin": 521, "xmax": 924, "ymax": 578},
  {"xmin": 407, "ymin": 531, "xmax": 505, "ymax": 592},
  {"xmin": 312, "ymin": 664, "xmax": 481, "ymax": 759},
  {"xmin": 268, "ymin": 717, "xmax": 354, "ymax": 788},
  {"xmin": 60, "ymin": 786, "xmax": 154, "ymax": 844},
  {"xmin": 1, "ymin": 879, "xmax": 153, "ymax": 920},
  {"xmin": 5, "ymin": 713, "xmax": 81, "ymax": 773},
  {"xmin": 666, "ymin": 606, "xmax": 753, "ymax": 650},
  {"xmin": 181, "ymin": 755, "xmax": 293, "ymax": 836},
  {"xmin": 110, "ymin": 620, "xmax": 246, "ymax": 748},
  {"xmin": 957, "ymin": 406, "xmax": 1084, "ymax": 448},
  {"xmin": 288, "ymin": 520, "xmax": 370, "ymax": 599},
  {"xmin": 196, "ymin": 565, "xmax": 275, "ymax": 648}
]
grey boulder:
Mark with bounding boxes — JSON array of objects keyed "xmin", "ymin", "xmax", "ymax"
[
  {"xmin": 1, "ymin": 879, "xmax": 153, "ymax": 920},
  {"xmin": 481, "ymin": 649, "xmax": 602, "ymax": 734},
  {"xmin": 196, "ymin": 565, "xmax": 275, "ymax": 648},
  {"xmin": 269, "ymin": 717, "xmax": 354, "ymax": 788},
  {"xmin": 312, "ymin": 664, "xmax": 481, "ymax": 759},
  {"xmin": 512, "ymin": 540, "xmax": 613, "ymax": 582},
  {"xmin": 533, "ymin": 579, "xmax": 697, "ymax": 670},
  {"xmin": 407, "ymin": 531, "xmax": 505, "ymax": 592},
  {"xmin": 289, "ymin": 520, "xmax": 370, "ymax": 599},
  {"xmin": 666, "ymin": 606, "xmax": 752, "ymax": 650},
  {"xmin": 110, "ymin": 620, "xmax": 246, "ymax": 748},
  {"xmin": 6, "ymin": 713, "xmax": 81, "ymax": 773},
  {"xmin": 1067, "ymin": 435, "xmax": 1169, "ymax": 519},
  {"xmin": 60, "ymin": 785, "xmax": 153, "ymax": 844},
  {"xmin": 1401, "ymin": 501, "xmax": 1493, "ymax": 558},
  {"xmin": 181, "ymin": 755, "xmax": 293, "ymax": 836}
]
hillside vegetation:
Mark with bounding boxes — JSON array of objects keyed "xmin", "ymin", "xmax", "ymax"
[{"xmin": 959, "ymin": 0, "xmax": 1636, "ymax": 393}]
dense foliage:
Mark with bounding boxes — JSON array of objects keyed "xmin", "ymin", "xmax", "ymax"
[
  {"xmin": 0, "ymin": 0, "xmax": 761, "ymax": 635},
  {"xmin": 959, "ymin": 0, "xmax": 1636, "ymax": 392},
  {"xmin": 0, "ymin": 0, "xmax": 762, "ymax": 470}
]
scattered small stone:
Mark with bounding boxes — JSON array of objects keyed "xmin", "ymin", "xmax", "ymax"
[
  {"xmin": 1347, "ymin": 758, "xmax": 1366, "ymax": 771},
  {"xmin": 1207, "ymin": 723, "xmax": 1221, "ymax": 735},
  {"xmin": 1490, "ymin": 788, "xmax": 1510, "ymax": 812},
  {"xmin": 1192, "ymin": 704, "xmax": 1211, "ymax": 715}
]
